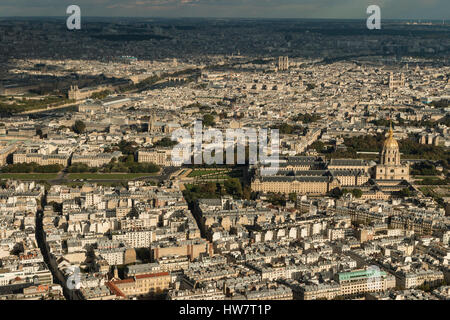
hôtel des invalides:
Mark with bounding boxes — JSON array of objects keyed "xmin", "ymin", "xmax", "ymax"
[{"xmin": 251, "ymin": 124, "xmax": 410, "ymax": 200}]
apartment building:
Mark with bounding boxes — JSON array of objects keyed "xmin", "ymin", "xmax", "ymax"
[
  {"xmin": 168, "ymin": 287, "xmax": 226, "ymax": 300},
  {"xmin": 335, "ymin": 269, "xmax": 396, "ymax": 297},
  {"xmin": 396, "ymin": 270, "xmax": 444, "ymax": 289},
  {"xmin": 298, "ymin": 282, "xmax": 341, "ymax": 300},
  {"xmin": 111, "ymin": 229, "xmax": 156, "ymax": 248},
  {"xmin": 150, "ymin": 239, "xmax": 213, "ymax": 261},
  {"xmin": 71, "ymin": 151, "xmax": 122, "ymax": 167},
  {"xmin": 137, "ymin": 149, "xmax": 172, "ymax": 166},
  {"xmin": 13, "ymin": 151, "xmax": 69, "ymax": 166},
  {"xmin": 0, "ymin": 144, "xmax": 17, "ymax": 166},
  {"xmin": 0, "ymin": 267, "xmax": 53, "ymax": 286},
  {"xmin": 251, "ymin": 175, "xmax": 340, "ymax": 195},
  {"xmin": 95, "ymin": 247, "xmax": 136, "ymax": 266},
  {"xmin": 107, "ymin": 272, "xmax": 171, "ymax": 298}
]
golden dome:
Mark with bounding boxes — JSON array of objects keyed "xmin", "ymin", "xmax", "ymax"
[{"xmin": 383, "ymin": 125, "xmax": 398, "ymax": 149}]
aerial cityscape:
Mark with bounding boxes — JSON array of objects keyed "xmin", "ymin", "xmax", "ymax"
[{"xmin": 0, "ymin": 1, "xmax": 449, "ymax": 304}]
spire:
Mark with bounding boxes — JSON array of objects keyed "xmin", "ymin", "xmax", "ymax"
[
  {"xmin": 383, "ymin": 117, "xmax": 398, "ymax": 150},
  {"xmin": 388, "ymin": 119, "xmax": 393, "ymax": 137}
]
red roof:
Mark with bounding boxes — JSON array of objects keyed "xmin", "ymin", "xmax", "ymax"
[
  {"xmin": 106, "ymin": 282, "xmax": 126, "ymax": 297},
  {"xmin": 112, "ymin": 278, "xmax": 135, "ymax": 284},
  {"xmin": 107, "ymin": 272, "xmax": 170, "ymax": 297},
  {"xmin": 135, "ymin": 272, "xmax": 169, "ymax": 279}
]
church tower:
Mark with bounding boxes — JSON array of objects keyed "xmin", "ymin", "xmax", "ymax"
[
  {"xmin": 389, "ymin": 72, "xmax": 405, "ymax": 91},
  {"xmin": 148, "ymin": 112, "xmax": 156, "ymax": 133},
  {"xmin": 68, "ymin": 85, "xmax": 81, "ymax": 100},
  {"xmin": 375, "ymin": 122, "xmax": 409, "ymax": 181}
]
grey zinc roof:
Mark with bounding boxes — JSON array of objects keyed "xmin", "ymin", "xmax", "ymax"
[
  {"xmin": 328, "ymin": 159, "xmax": 369, "ymax": 166},
  {"xmin": 259, "ymin": 176, "xmax": 330, "ymax": 183}
]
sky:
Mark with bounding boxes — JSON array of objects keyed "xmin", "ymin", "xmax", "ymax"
[{"xmin": 0, "ymin": 0, "xmax": 448, "ymax": 19}]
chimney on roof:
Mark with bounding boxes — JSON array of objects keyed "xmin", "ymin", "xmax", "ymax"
[{"xmin": 113, "ymin": 266, "xmax": 119, "ymax": 280}]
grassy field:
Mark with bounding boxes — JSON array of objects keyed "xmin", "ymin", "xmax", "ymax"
[
  {"xmin": 187, "ymin": 169, "xmax": 227, "ymax": 177},
  {"xmin": 67, "ymin": 173, "xmax": 156, "ymax": 180},
  {"xmin": 0, "ymin": 96, "xmax": 73, "ymax": 114},
  {"xmin": 0, "ymin": 173, "xmax": 58, "ymax": 180},
  {"xmin": 187, "ymin": 168, "xmax": 243, "ymax": 179},
  {"xmin": 412, "ymin": 175, "xmax": 442, "ymax": 179}
]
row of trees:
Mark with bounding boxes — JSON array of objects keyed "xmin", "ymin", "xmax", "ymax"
[
  {"xmin": 265, "ymin": 192, "xmax": 298, "ymax": 206},
  {"xmin": 118, "ymin": 140, "xmax": 138, "ymax": 155},
  {"xmin": 118, "ymin": 68, "xmax": 200, "ymax": 93},
  {"xmin": 343, "ymin": 133, "xmax": 385, "ymax": 152},
  {"xmin": 399, "ymin": 138, "xmax": 450, "ymax": 163},
  {"xmin": 411, "ymin": 161, "xmax": 439, "ymax": 176},
  {"xmin": 0, "ymin": 163, "xmax": 63, "ymax": 173},
  {"xmin": 182, "ymin": 178, "xmax": 251, "ymax": 204},
  {"xmin": 291, "ymin": 113, "xmax": 321, "ymax": 124},
  {"xmin": 67, "ymin": 163, "xmax": 97, "ymax": 173},
  {"xmin": 0, "ymin": 95, "xmax": 72, "ymax": 115},
  {"xmin": 153, "ymin": 137, "xmax": 178, "ymax": 148},
  {"xmin": 68, "ymin": 157, "xmax": 160, "ymax": 174},
  {"xmin": 271, "ymin": 123, "xmax": 306, "ymax": 135},
  {"xmin": 90, "ymin": 90, "xmax": 111, "ymax": 100},
  {"xmin": 118, "ymin": 74, "xmax": 160, "ymax": 92},
  {"xmin": 416, "ymin": 177, "xmax": 449, "ymax": 186},
  {"xmin": 102, "ymin": 159, "xmax": 160, "ymax": 173},
  {"xmin": 202, "ymin": 114, "xmax": 216, "ymax": 127},
  {"xmin": 329, "ymin": 188, "xmax": 363, "ymax": 199},
  {"xmin": 72, "ymin": 120, "xmax": 86, "ymax": 134},
  {"xmin": 267, "ymin": 193, "xmax": 288, "ymax": 206}
]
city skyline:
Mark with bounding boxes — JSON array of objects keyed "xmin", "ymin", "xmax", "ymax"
[{"xmin": 0, "ymin": 0, "xmax": 449, "ymax": 20}]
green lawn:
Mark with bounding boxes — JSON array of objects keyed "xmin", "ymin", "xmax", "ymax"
[
  {"xmin": 188, "ymin": 168, "xmax": 244, "ymax": 181},
  {"xmin": 412, "ymin": 175, "xmax": 441, "ymax": 178},
  {"xmin": 67, "ymin": 173, "xmax": 156, "ymax": 180},
  {"xmin": 187, "ymin": 169, "xmax": 224, "ymax": 177},
  {"xmin": 0, "ymin": 96, "xmax": 73, "ymax": 114},
  {"xmin": 0, "ymin": 173, "xmax": 58, "ymax": 180},
  {"xmin": 187, "ymin": 168, "xmax": 240, "ymax": 178}
]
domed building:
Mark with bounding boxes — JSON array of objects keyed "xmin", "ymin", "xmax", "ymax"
[{"xmin": 375, "ymin": 124, "xmax": 409, "ymax": 181}]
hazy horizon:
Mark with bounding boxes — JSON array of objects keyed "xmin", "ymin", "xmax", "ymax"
[
  {"xmin": 0, "ymin": 0, "xmax": 449, "ymax": 20},
  {"xmin": 0, "ymin": 16, "xmax": 448, "ymax": 21}
]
